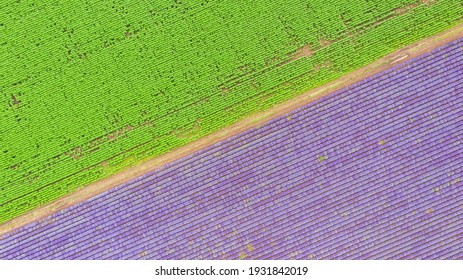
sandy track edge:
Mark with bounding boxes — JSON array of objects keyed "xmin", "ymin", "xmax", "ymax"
[{"xmin": 1, "ymin": 24, "xmax": 462, "ymax": 236}]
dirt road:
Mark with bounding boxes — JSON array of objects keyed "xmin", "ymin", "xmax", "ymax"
[{"xmin": 1, "ymin": 24, "xmax": 462, "ymax": 236}]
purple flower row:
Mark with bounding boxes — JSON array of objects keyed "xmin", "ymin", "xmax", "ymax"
[{"xmin": 1, "ymin": 38, "xmax": 462, "ymax": 259}]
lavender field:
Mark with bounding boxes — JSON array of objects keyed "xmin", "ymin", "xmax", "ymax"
[{"xmin": 1, "ymin": 38, "xmax": 462, "ymax": 260}]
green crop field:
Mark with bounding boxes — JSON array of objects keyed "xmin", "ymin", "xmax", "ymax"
[{"xmin": 1, "ymin": 0, "xmax": 462, "ymax": 224}]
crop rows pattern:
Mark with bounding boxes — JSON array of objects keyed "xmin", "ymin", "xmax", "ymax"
[
  {"xmin": 1, "ymin": 0, "xmax": 463, "ymax": 223},
  {"xmin": 1, "ymin": 38, "xmax": 462, "ymax": 259}
]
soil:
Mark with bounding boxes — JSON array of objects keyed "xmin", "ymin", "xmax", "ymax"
[{"xmin": 0, "ymin": 24, "xmax": 462, "ymax": 236}]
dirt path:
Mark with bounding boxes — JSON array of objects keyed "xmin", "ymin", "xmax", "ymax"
[{"xmin": 1, "ymin": 24, "xmax": 462, "ymax": 236}]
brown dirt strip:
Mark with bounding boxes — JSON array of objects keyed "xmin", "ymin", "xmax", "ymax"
[{"xmin": 1, "ymin": 24, "xmax": 462, "ymax": 236}]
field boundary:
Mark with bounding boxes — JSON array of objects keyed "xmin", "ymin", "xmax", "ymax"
[{"xmin": 1, "ymin": 24, "xmax": 462, "ymax": 236}]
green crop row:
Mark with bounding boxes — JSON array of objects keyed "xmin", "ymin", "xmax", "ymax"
[{"xmin": 1, "ymin": 0, "xmax": 462, "ymax": 223}]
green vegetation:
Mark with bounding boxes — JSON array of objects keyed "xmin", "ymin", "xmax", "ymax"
[{"xmin": 1, "ymin": 0, "xmax": 462, "ymax": 223}]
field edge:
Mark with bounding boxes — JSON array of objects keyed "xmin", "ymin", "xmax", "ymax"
[{"xmin": 1, "ymin": 23, "xmax": 462, "ymax": 236}]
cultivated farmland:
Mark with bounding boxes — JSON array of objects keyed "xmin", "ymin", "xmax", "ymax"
[
  {"xmin": 1, "ymin": 0, "xmax": 462, "ymax": 223},
  {"xmin": 1, "ymin": 38, "xmax": 462, "ymax": 259}
]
